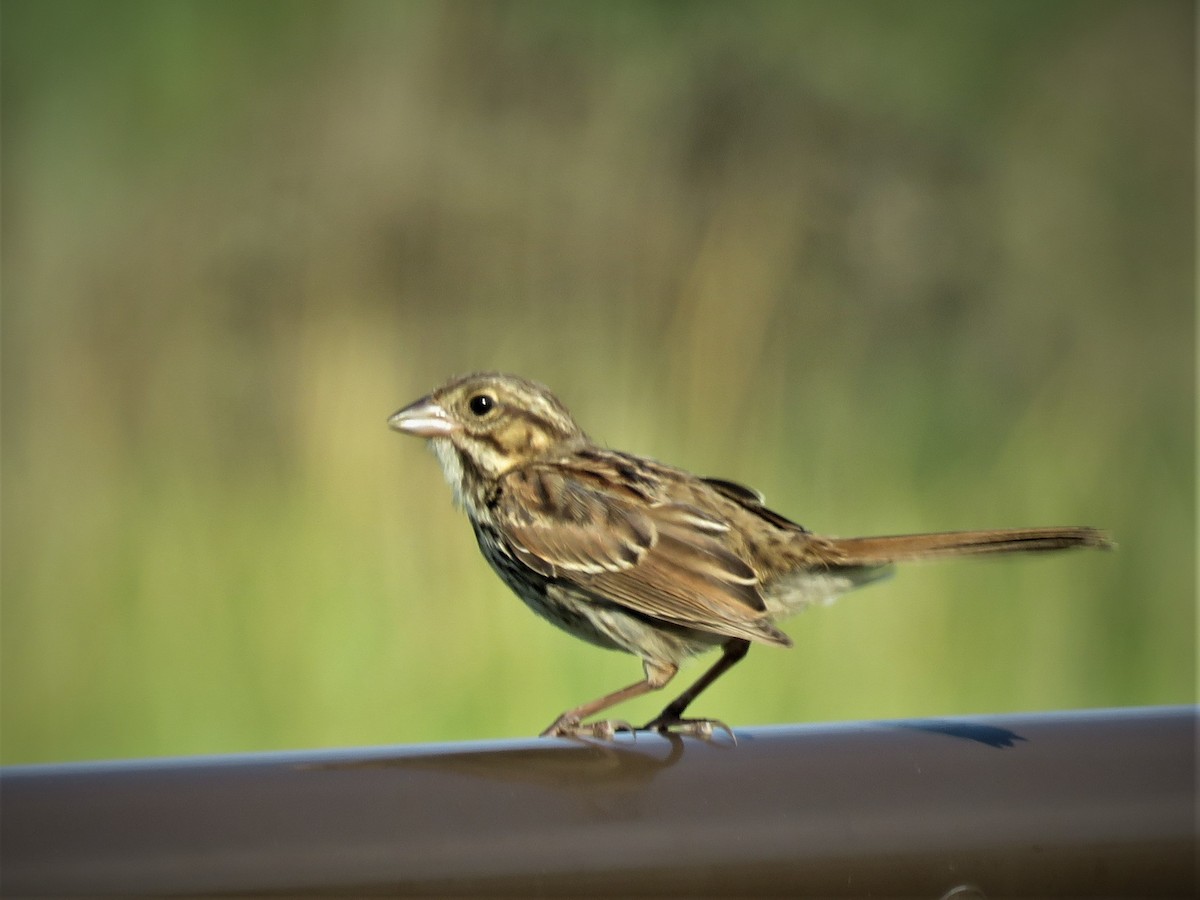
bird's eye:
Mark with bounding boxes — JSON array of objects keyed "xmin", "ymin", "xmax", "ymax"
[{"xmin": 468, "ymin": 394, "xmax": 496, "ymax": 416}]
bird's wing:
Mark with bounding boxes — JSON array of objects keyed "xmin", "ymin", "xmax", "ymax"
[
  {"xmin": 495, "ymin": 464, "xmax": 791, "ymax": 646},
  {"xmin": 701, "ymin": 476, "xmax": 812, "ymax": 532}
]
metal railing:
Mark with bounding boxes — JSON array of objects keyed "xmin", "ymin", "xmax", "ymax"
[{"xmin": 2, "ymin": 706, "xmax": 1195, "ymax": 896}]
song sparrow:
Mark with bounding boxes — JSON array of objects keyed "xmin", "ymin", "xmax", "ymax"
[{"xmin": 389, "ymin": 372, "xmax": 1111, "ymax": 739}]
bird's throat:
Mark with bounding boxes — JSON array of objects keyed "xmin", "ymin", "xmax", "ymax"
[{"xmin": 428, "ymin": 437, "xmax": 468, "ymax": 509}]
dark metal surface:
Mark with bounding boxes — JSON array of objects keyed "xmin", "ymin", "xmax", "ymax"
[{"xmin": 2, "ymin": 707, "xmax": 1195, "ymax": 896}]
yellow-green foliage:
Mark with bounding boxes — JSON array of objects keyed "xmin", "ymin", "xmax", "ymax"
[{"xmin": 2, "ymin": 0, "xmax": 1193, "ymax": 762}]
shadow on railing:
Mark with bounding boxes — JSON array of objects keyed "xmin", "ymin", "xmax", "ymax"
[{"xmin": 2, "ymin": 706, "xmax": 1195, "ymax": 896}]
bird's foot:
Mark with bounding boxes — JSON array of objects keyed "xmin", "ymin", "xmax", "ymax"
[
  {"xmin": 640, "ymin": 715, "xmax": 737, "ymax": 743},
  {"xmin": 540, "ymin": 715, "xmax": 637, "ymax": 740}
]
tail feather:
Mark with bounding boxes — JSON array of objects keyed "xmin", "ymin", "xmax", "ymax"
[{"xmin": 825, "ymin": 526, "xmax": 1113, "ymax": 565}]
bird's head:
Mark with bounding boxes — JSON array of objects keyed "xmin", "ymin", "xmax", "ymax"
[{"xmin": 389, "ymin": 372, "xmax": 585, "ymax": 506}]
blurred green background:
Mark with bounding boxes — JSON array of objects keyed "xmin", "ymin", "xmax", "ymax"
[{"xmin": 2, "ymin": 0, "xmax": 1194, "ymax": 763}]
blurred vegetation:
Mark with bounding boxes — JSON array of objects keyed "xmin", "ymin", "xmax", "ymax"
[{"xmin": 1, "ymin": 0, "xmax": 1193, "ymax": 763}]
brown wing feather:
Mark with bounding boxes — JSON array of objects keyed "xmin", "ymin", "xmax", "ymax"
[
  {"xmin": 702, "ymin": 476, "xmax": 811, "ymax": 532},
  {"xmin": 497, "ymin": 465, "xmax": 790, "ymax": 647}
]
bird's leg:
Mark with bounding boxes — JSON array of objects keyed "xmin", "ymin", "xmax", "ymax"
[
  {"xmin": 541, "ymin": 659, "xmax": 678, "ymax": 738},
  {"xmin": 641, "ymin": 639, "xmax": 750, "ymax": 738}
]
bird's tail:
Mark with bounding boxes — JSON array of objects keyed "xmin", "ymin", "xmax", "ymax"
[{"xmin": 823, "ymin": 526, "xmax": 1112, "ymax": 565}]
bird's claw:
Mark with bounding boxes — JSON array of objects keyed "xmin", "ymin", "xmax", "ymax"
[{"xmin": 641, "ymin": 716, "xmax": 737, "ymax": 743}]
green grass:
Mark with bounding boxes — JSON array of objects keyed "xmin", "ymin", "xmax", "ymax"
[{"xmin": 2, "ymin": 0, "xmax": 1194, "ymax": 763}]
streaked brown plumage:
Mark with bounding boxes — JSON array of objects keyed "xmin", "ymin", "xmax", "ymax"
[{"xmin": 389, "ymin": 373, "xmax": 1111, "ymax": 738}]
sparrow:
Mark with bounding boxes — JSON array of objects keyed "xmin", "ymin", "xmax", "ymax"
[{"xmin": 389, "ymin": 372, "xmax": 1111, "ymax": 738}]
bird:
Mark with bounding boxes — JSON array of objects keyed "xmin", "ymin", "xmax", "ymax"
[{"xmin": 389, "ymin": 372, "xmax": 1111, "ymax": 739}]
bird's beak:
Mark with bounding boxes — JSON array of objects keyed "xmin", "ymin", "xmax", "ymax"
[{"xmin": 388, "ymin": 397, "xmax": 458, "ymax": 437}]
